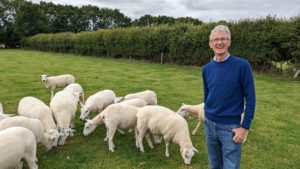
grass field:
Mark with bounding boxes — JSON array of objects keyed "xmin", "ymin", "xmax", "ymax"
[{"xmin": 0, "ymin": 49, "xmax": 299, "ymax": 169}]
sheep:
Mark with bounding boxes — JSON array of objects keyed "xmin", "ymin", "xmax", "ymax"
[
  {"xmin": 64, "ymin": 83, "xmax": 85, "ymax": 107},
  {"xmin": 176, "ymin": 103, "xmax": 205, "ymax": 135},
  {"xmin": 99, "ymin": 104, "xmax": 143, "ymax": 152},
  {"xmin": 0, "ymin": 116, "xmax": 55, "ymax": 151},
  {"xmin": 0, "ymin": 127, "xmax": 38, "ymax": 169},
  {"xmin": 119, "ymin": 98, "xmax": 147, "ymax": 108},
  {"xmin": 18, "ymin": 96, "xmax": 60, "ymax": 148},
  {"xmin": 80, "ymin": 89, "xmax": 116, "ymax": 120},
  {"xmin": 136, "ymin": 105, "xmax": 197, "ymax": 165},
  {"xmin": 50, "ymin": 90, "xmax": 79, "ymax": 145},
  {"xmin": 114, "ymin": 90, "xmax": 157, "ymax": 105},
  {"xmin": 40, "ymin": 74, "xmax": 75, "ymax": 100}
]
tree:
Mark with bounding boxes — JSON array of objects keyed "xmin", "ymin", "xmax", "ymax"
[{"xmin": 13, "ymin": 1, "xmax": 49, "ymax": 39}]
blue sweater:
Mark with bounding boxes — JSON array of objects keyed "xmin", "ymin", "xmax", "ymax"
[{"xmin": 202, "ymin": 55, "xmax": 256, "ymax": 129}]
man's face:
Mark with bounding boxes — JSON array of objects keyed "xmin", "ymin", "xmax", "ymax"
[{"xmin": 209, "ymin": 32, "xmax": 231, "ymax": 57}]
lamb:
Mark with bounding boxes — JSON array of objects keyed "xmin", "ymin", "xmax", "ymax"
[
  {"xmin": 176, "ymin": 103, "xmax": 205, "ymax": 135},
  {"xmin": 136, "ymin": 105, "xmax": 197, "ymax": 165},
  {"xmin": 0, "ymin": 116, "xmax": 55, "ymax": 151},
  {"xmin": 64, "ymin": 83, "xmax": 85, "ymax": 107},
  {"xmin": 50, "ymin": 90, "xmax": 79, "ymax": 145},
  {"xmin": 40, "ymin": 74, "xmax": 75, "ymax": 100},
  {"xmin": 0, "ymin": 127, "xmax": 38, "ymax": 169},
  {"xmin": 80, "ymin": 89, "xmax": 116, "ymax": 120},
  {"xmin": 18, "ymin": 96, "xmax": 60, "ymax": 148},
  {"xmin": 99, "ymin": 104, "xmax": 141, "ymax": 152},
  {"xmin": 114, "ymin": 90, "xmax": 157, "ymax": 105}
]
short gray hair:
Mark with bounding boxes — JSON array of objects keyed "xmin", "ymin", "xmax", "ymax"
[{"xmin": 210, "ymin": 25, "xmax": 231, "ymax": 41}]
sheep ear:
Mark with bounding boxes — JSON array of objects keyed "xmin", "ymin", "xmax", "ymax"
[
  {"xmin": 193, "ymin": 147, "xmax": 198, "ymax": 152},
  {"xmin": 85, "ymin": 119, "xmax": 90, "ymax": 122},
  {"xmin": 182, "ymin": 103, "xmax": 186, "ymax": 106}
]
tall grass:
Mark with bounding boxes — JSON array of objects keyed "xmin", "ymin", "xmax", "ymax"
[{"xmin": 0, "ymin": 49, "xmax": 299, "ymax": 169}]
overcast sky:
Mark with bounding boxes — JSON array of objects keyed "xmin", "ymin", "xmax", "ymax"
[{"xmin": 30, "ymin": 0, "xmax": 300, "ymax": 22}]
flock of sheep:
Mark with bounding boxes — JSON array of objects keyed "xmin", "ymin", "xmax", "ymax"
[{"xmin": 0, "ymin": 74, "xmax": 205, "ymax": 169}]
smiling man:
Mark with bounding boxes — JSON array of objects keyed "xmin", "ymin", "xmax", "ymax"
[{"xmin": 202, "ymin": 25, "xmax": 256, "ymax": 169}]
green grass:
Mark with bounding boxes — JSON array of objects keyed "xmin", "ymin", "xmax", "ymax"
[{"xmin": 0, "ymin": 49, "xmax": 299, "ymax": 169}]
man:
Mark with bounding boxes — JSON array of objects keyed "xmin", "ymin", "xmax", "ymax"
[{"xmin": 202, "ymin": 25, "xmax": 256, "ymax": 169}]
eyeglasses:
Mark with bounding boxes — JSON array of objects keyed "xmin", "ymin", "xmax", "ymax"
[{"xmin": 210, "ymin": 38, "xmax": 229, "ymax": 43}]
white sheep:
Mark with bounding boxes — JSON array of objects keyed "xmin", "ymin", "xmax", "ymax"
[
  {"xmin": 50, "ymin": 90, "xmax": 79, "ymax": 145},
  {"xmin": 40, "ymin": 74, "xmax": 75, "ymax": 100},
  {"xmin": 18, "ymin": 96, "xmax": 60, "ymax": 148},
  {"xmin": 176, "ymin": 103, "xmax": 205, "ymax": 135},
  {"xmin": 0, "ymin": 127, "xmax": 38, "ymax": 169},
  {"xmin": 114, "ymin": 90, "xmax": 157, "ymax": 105},
  {"xmin": 80, "ymin": 89, "xmax": 116, "ymax": 120},
  {"xmin": 64, "ymin": 83, "xmax": 85, "ymax": 107},
  {"xmin": 99, "ymin": 104, "xmax": 142, "ymax": 152},
  {"xmin": 136, "ymin": 105, "xmax": 197, "ymax": 165},
  {"xmin": 0, "ymin": 116, "xmax": 55, "ymax": 151},
  {"xmin": 119, "ymin": 98, "xmax": 147, "ymax": 107}
]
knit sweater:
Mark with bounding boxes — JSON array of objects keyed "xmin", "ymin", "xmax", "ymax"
[{"xmin": 202, "ymin": 55, "xmax": 256, "ymax": 129}]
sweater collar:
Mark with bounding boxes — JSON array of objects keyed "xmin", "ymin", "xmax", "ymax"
[{"xmin": 213, "ymin": 53, "xmax": 231, "ymax": 62}]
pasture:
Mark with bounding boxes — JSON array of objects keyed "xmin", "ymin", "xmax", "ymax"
[{"xmin": 0, "ymin": 49, "xmax": 299, "ymax": 169}]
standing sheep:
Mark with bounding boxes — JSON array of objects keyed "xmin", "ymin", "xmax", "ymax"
[
  {"xmin": 0, "ymin": 116, "xmax": 56, "ymax": 151},
  {"xmin": 176, "ymin": 103, "xmax": 205, "ymax": 135},
  {"xmin": 99, "ymin": 104, "xmax": 141, "ymax": 152},
  {"xmin": 114, "ymin": 90, "xmax": 157, "ymax": 105},
  {"xmin": 0, "ymin": 127, "xmax": 38, "ymax": 169},
  {"xmin": 64, "ymin": 83, "xmax": 85, "ymax": 107},
  {"xmin": 18, "ymin": 96, "xmax": 60, "ymax": 148},
  {"xmin": 50, "ymin": 90, "xmax": 79, "ymax": 145},
  {"xmin": 80, "ymin": 89, "xmax": 116, "ymax": 120},
  {"xmin": 40, "ymin": 74, "xmax": 75, "ymax": 100},
  {"xmin": 136, "ymin": 105, "xmax": 197, "ymax": 165}
]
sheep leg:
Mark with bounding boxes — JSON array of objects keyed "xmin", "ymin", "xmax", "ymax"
[
  {"xmin": 137, "ymin": 126, "xmax": 147, "ymax": 153},
  {"xmin": 134, "ymin": 127, "xmax": 139, "ymax": 148},
  {"xmin": 107, "ymin": 126, "xmax": 117, "ymax": 152},
  {"xmin": 24, "ymin": 152, "xmax": 38, "ymax": 169},
  {"xmin": 104, "ymin": 128, "xmax": 109, "ymax": 141},
  {"xmin": 117, "ymin": 128, "xmax": 125, "ymax": 134},
  {"xmin": 145, "ymin": 132, "xmax": 154, "ymax": 149},
  {"xmin": 192, "ymin": 121, "xmax": 201, "ymax": 135},
  {"xmin": 165, "ymin": 140, "xmax": 170, "ymax": 157},
  {"xmin": 50, "ymin": 90, "xmax": 54, "ymax": 100}
]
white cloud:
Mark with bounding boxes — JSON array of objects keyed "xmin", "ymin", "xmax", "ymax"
[{"xmin": 30, "ymin": 0, "xmax": 300, "ymax": 22}]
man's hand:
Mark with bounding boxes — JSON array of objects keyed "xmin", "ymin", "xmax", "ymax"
[{"xmin": 232, "ymin": 127, "xmax": 248, "ymax": 144}]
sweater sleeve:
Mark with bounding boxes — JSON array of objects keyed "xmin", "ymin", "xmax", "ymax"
[{"xmin": 241, "ymin": 61, "xmax": 256, "ymax": 129}]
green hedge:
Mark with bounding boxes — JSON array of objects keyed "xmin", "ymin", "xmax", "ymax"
[{"xmin": 22, "ymin": 16, "xmax": 300, "ymax": 71}]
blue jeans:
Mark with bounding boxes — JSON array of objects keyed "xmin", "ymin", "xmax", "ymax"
[{"xmin": 204, "ymin": 118, "xmax": 241, "ymax": 169}]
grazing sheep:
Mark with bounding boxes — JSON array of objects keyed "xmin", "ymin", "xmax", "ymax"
[
  {"xmin": 119, "ymin": 98, "xmax": 147, "ymax": 108},
  {"xmin": 99, "ymin": 104, "xmax": 141, "ymax": 152},
  {"xmin": 64, "ymin": 83, "xmax": 85, "ymax": 107},
  {"xmin": 136, "ymin": 105, "xmax": 197, "ymax": 165},
  {"xmin": 114, "ymin": 90, "xmax": 157, "ymax": 105},
  {"xmin": 80, "ymin": 89, "xmax": 116, "ymax": 120},
  {"xmin": 176, "ymin": 103, "xmax": 205, "ymax": 135},
  {"xmin": 18, "ymin": 96, "xmax": 60, "ymax": 148},
  {"xmin": 0, "ymin": 116, "xmax": 55, "ymax": 151},
  {"xmin": 50, "ymin": 90, "xmax": 79, "ymax": 145},
  {"xmin": 0, "ymin": 127, "xmax": 38, "ymax": 169},
  {"xmin": 40, "ymin": 74, "xmax": 75, "ymax": 100}
]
